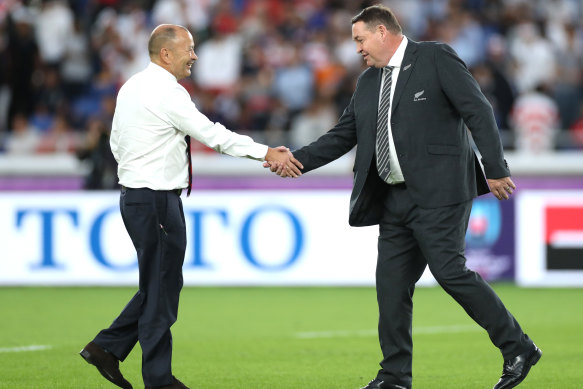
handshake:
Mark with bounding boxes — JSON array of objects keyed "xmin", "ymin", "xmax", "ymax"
[{"xmin": 264, "ymin": 146, "xmax": 303, "ymax": 178}]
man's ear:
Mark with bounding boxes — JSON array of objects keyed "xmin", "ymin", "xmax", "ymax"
[
  {"xmin": 160, "ymin": 48, "xmax": 171, "ymax": 65},
  {"xmin": 377, "ymin": 24, "xmax": 387, "ymax": 40}
]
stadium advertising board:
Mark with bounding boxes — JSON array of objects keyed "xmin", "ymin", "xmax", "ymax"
[
  {"xmin": 516, "ymin": 190, "xmax": 583, "ymax": 286},
  {"xmin": 465, "ymin": 197, "xmax": 515, "ymax": 281},
  {"xmin": 0, "ymin": 191, "xmax": 437, "ymax": 286}
]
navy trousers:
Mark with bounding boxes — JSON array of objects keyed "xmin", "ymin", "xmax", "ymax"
[{"xmin": 93, "ymin": 187, "xmax": 186, "ymax": 387}]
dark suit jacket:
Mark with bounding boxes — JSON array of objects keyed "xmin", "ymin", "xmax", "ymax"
[{"xmin": 293, "ymin": 40, "xmax": 510, "ymax": 227}]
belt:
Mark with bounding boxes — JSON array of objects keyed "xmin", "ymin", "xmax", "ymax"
[{"xmin": 121, "ymin": 186, "xmax": 183, "ymax": 196}]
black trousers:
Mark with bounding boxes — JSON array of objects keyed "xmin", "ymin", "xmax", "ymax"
[
  {"xmin": 375, "ymin": 183, "xmax": 533, "ymax": 388},
  {"xmin": 93, "ymin": 187, "xmax": 186, "ymax": 387}
]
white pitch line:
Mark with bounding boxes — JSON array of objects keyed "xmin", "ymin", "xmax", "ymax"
[
  {"xmin": 0, "ymin": 345, "xmax": 52, "ymax": 353},
  {"xmin": 295, "ymin": 325, "xmax": 479, "ymax": 339}
]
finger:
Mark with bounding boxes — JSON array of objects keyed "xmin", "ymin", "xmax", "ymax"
[
  {"xmin": 492, "ymin": 187, "xmax": 503, "ymax": 200},
  {"xmin": 290, "ymin": 156, "xmax": 303, "ymax": 170},
  {"xmin": 286, "ymin": 151, "xmax": 304, "ymax": 169},
  {"xmin": 280, "ymin": 164, "xmax": 297, "ymax": 178},
  {"xmin": 276, "ymin": 164, "xmax": 285, "ymax": 175},
  {"xmin": 286, "ymin": 162, "xmax": 302, "ymax": 177}
]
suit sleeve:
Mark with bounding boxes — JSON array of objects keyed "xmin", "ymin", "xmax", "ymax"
[
  {"xmin": 435, "ymin": 44, "xmax": 510, "ymax": 179},
  {"xmin": 292, "ymin": 91, "xmax": 358, "ymax": 173}
]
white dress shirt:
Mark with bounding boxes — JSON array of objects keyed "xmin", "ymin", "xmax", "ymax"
[
  {"xmin": 110, "ymin": 62, "xmax": 268, "ymax": 190},
  {"xmin": 379, "ymin": 36, "xmax": 408, "ymax": 184}
]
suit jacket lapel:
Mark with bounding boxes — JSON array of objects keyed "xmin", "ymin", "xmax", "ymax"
[{"xmin": 391, "ymin": 41, "xmax": 418, "ymax": 114}]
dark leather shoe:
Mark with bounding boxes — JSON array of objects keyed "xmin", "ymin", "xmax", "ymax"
[
  {"xmin": 145, "ymin": 376, "xmax": 190, "ymax": 389},
  {"xmin": 360, "ymin": 378, "xmax": 409, "ymax": 389},
  {"xmin": 80, "ymin": 341, "xmax": 133, "ymax": 389},
  {"xmin": 493, "ymin": 345, "xmax": 542, "ymax": 389}
]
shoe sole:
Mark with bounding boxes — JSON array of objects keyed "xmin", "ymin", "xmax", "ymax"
[
  {"xmin": 503, "ymin": 347, "xmax": 542, "ymax": 389},
  {"xmin": 80, "ymin": 349, "xmax": 133, "ymax": 389}
]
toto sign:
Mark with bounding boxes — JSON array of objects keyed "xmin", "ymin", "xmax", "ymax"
[
  {"xmin": 0, "ymin": 191, "xmax": 398, "ymax": 286},
  {"xmin": 13, "ymin": 204, "xmax": 304, "ymax": 271}
]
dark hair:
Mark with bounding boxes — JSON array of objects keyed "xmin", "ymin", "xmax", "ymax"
[{"xmin": 351, "ymin": 5, "xmax": 402, "ymax": 35}]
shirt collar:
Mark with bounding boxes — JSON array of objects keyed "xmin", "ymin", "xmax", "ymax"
[
  {"xmin": 147, "ymin": 62, "xmax": 178, "ymax": 83},
  {"xmin": 387, "ymin": 36, "xmax": 408, "ymax": 69}
]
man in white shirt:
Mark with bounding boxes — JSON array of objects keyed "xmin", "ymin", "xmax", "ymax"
[{"xmin": 79, "ymin": 24, "xmax": 302, "ymax": 389}]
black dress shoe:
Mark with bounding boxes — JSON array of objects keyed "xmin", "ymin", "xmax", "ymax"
[
  {"xmin": 80, "ymin": 341, "xmax": 133, "ymax": 389},
  {"xmin": 493, "ymin": 345, "xmax": 542, "ymax": 389},
  {"xmin": 360, "ymin": 378, "xmax": 409, "ymax": 389},
  {"xmin": 145, "ymin": 376, "xmax": 190, "ymax": 389}
]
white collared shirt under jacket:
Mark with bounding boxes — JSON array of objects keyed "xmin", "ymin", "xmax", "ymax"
[
  {"xmin": 379, "ymin": 36, "xmax": 409, "ymax": 184},
  {"xmin": 110, "ymin": 62, "xmax": 268, "ymax": 190}
]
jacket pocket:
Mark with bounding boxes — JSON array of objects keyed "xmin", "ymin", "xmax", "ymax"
[{"xmin": 427, "ymin": 144, "xmax": 461, "ymax": 155}]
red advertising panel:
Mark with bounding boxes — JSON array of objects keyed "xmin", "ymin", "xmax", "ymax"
[{"xmin": 545, "ymin": 206, "xmax": 583, "ymax": 270}]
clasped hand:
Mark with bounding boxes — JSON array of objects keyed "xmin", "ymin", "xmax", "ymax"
[{"xmin": 264, "ymin": 146, "xmax": 303, "ymax": 178}]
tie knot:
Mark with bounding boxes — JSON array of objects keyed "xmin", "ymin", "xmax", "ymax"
[{"xmin": 384, "ymin": 65, "xmax": 394, "ymax": 72}]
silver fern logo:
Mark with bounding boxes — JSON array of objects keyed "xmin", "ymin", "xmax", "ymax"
[{"xmin": 414, "ymin": 90, "xmax": 426, "ymax": 101}]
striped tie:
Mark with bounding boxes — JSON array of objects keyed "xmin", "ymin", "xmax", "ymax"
[{"xmin": 376, "ymin": 66, "xmax": 394, "ymax": 182}]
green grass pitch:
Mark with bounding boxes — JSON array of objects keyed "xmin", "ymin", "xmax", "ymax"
[{"xmin": 0, "ymin": 285, "xmax": 581, "ymax": 388}]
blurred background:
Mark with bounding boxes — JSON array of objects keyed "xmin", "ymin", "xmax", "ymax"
[{"xmin": 0, "ymin": 0, "xmax": 582, "ymax": 288}]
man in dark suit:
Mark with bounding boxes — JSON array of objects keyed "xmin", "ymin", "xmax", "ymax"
[{"xmin": 268, "ymin": 5, "xmax": 540, "ymax": 389}]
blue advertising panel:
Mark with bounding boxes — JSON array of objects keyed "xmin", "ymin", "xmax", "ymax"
[{"xmin": 465, "ymin": 197, "xmax": 515, "ymax": 281}]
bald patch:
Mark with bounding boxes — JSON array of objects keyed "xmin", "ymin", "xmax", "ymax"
[{"xmin": 148, "ymin": 24, "xmax": 189, "ymax": 58}]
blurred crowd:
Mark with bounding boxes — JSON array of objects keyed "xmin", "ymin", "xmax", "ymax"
[{"xmin": 1, "ymin": 0, "xmax": 583, "ymax": 187}]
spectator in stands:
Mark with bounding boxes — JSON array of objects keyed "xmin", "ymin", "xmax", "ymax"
[
  {"xmin": 511, "ymin": 84, "xmax": 560, "ymax": 153},
  {"xmin": 471, "ymin": 61, "xmax": 516, "ymax": 132},
  {"xmin": 5, "ymin": 4, "xmax": 38, "ymax": 129},
  {"xmin": 272, "ymin": 44, "xmax": 315, "ymax": 130},
  {"xmin": 76, "ymin": 117, "xmax": 117, "ymax": 189},
  {"xmin": 240, "ymin": 67, "xmax": 275, "ymax": 133},
  {"xmin": 193, "ymin": 8, "xmax": 243, "ymax": 93},
  {"xmin": 34, "ymin": 0, "xmax": 74, "ymax": 67},
  {"xmin": 61, "ymin": 19, "xmax": 92, "ymax": 100},
  {"xmin": 552, "ymin": 21, "xmax": 583, "ymax": 130},
  {"xmin": 508, "ymin": 22, "xmax": 556, "ymax": 94},
  {"xmin": 288, "ymin": 95, "xmax": 337, "ymax": 149},
  {"xmin": 34, "ymin": 66, "xmax": 66, "ymax": 117},
  {"xmin": 3, "ymin": 112, "xmax": 39, "ymax": 154},
  {"xmin": 36, "ymin": 113, "xmax": 80, "ymax": 153}
]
